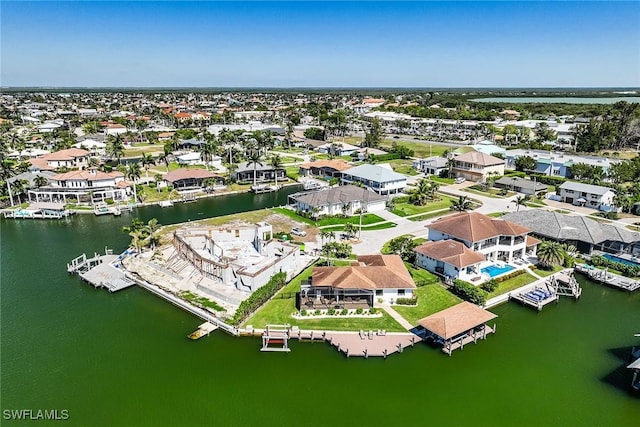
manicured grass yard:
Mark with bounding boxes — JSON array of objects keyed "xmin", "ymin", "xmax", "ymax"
[
  {"xmin": 244, "ymin": 264, "xmax": 406, "ymax": 332},
  {"xmin": 383, "ymin": 159, "xmax": 419, "ymax": 176},
  {"xmin": 405, "ymin": 263, "xmax": 439, "ymax": 285},
  {"xmin": 393, "ymin": 284, "xmax": 461, "ymax": 326},
  {"xmin": 391, "ymin": 195, "xmax": 455, "ymax": 217},
  {"xmin": 271, "ymin": 208, "xmax": 390, "ymax": 228},
  {"xmin": 321, "ymin": 222, "xmax": 397, "ymax": 232},
  {"xmin": 380, "ymin": 141, "xmax": 450, "ymax": 158},
  {"xmin": 485, "ymin": 272, "xmax": 538, "ymax": 299},
  {"xmin": 285, "ymin": 166, "xmax": 299, "ymax": 180},
  {"xmin": 531, "ymin": 265, "xmax": 564, "ymax": 277},
  {"xmin": 429, "ymin": 176, "xmax": 455, "ymax": 185}
]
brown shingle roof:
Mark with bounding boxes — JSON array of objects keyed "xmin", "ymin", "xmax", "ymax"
[
  {"xmin": 299, "ymin": 159, "xmax": 352, "ymax": 172},
  {"xmin": 428, "ymin": 212, "xmax": 530, "ymax": 243},
  {"xmin": 526, "ymin": 235, "xmax": 541, "ymax": 247},
  {"xmin": 454, "ymin": 151, "xmax": 504, "ymax": 166},
  {"xmin": 311, "ymin": 255, "xmax": 416, "ymax": 290},
  {"xmin": 164, "ymin": 168, "xmax": 218, "ymax": 183},
  {"xmin": 414, "ymin": 240, "xmax": 484, "ymax": 268},
  {"xmin": 418, "ymin": 302, "xmax": 497, "ymax": 340}
]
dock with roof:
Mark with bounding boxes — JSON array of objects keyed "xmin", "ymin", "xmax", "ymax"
[{"xmin": 418, "ymin": 302, "xmax": 497, "ymax": 355}]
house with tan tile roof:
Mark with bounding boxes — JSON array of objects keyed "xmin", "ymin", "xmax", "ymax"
[
  {"xmin": 452, "ymin": 151, "xmax": 505, "ymax": 182},
  {"xmin": 303, "ymin": 255, "xmax": 416, "ymax": 305},
  {"xmin": 298, "ymin": 159, "xmax": 352, "ymax": 179},
  {"xmin": 415, "ymin": 212, "xmax": 539, "ymax": 283},
  {"xmin": 27, "ymin": 169, "xmax": 130, "ymax": 205},
  {"xmin": 164, "ymin": 168, "xmax": 224, "ymax": 190},
  {"xmin": 28, "ymin": 148, "xmax": 90, "ymax": 171}
]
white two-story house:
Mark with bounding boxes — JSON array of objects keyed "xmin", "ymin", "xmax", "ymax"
[
  {"xmin": 557, "ymin": 182, "xmax": 616, "ymax": 211},
  {"xmin": 340, "ymin": 164, "xmax": 406, "ymax": 195},
  {"xmin": 28, "ymin": 169, "xmax": 129, "ymax": 205},
  {"xmin": 415, "ymin": 212, "xmax": 539, "ymax": 283}
]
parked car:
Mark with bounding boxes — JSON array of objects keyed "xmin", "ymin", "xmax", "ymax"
[
  {"xmin": 291, "ymin": 227, "xmax": 306, "ymax": 237},
  {"xmin": 454, "ymin": 177, "xmax": 466, "ymax": 184}
]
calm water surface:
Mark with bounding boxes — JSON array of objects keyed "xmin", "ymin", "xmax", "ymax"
[
  {"xmin": 471, "ymin": 96, "xmax": 640, "ymax": 104},
  {"xmin": 1, "ymin": 188, "xmax": 639, "ymax": 426}
]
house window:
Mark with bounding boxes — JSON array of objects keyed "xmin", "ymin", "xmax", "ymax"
[
  {"xmin": 397, "ymin": 289, "xmax": 405, "ymax": 296},
  {"xmin": 375, "ymin": 290, "xmax": 383, "ymax": 296}
]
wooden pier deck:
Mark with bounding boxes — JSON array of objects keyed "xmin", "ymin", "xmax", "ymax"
[
  {"xmin": 511, "ymin": 285, "xmax": 559, "ymax": 311},
  {"xmin": 575, "ymin": 264, "xmax": 640, "ymax": 292},
  {"xmin": 188, "ymin": 322, "xmax": 218, "ymax": 340},
  {"xmin": 287, "ymin": 328, "xmax": 418, "ymax": 358}
]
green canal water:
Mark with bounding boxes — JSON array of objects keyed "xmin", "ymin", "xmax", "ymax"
[{"xmin": 1, "ymin": 187, "xmax": 639, "ymax": 426}]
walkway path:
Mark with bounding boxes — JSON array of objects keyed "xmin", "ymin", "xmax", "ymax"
[{"xmin": 380, "ymin": 304, "xmax": 415, "ymax": 330}]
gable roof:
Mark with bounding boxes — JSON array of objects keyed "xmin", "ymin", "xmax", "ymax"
[
  {"xmin": 44, "ymin": 148, "xmax": 90, "ymax": 161},
  {"xmin": 299, "ymin": 159, "xmax": 352, "ymax": 172},
  {"xmin": 501, "ymin": 209, "xmax": 640, "ymax": 245},
  {"xmin": 454, "ymin": 151, "xmax": 504, "ymax": 166},
  {"xmin": 418, "ymin": 302, "xmax": 497, "ymax": 340},
  {"xmin": 494, "ymin": 176, "xmax": 548, "ymax": 192},
  {"xmin": 52, "ymin": 170, "xmax": 123, "ymax": 182},
  {"xmin": 559, "ymin": 181, "xmax": 613, "ymax": 196},
  {"xmin": 293, "ymin": 185, "xmax": 386, "ymax": 208},
  {"xmin": 311, "ymin": 255, "xmax": 416, "ymax": 290},
  {"xmin": 428, "ymin": 212, "xmax": 531, "ymax": 242},
  {"xmin": 414, "ymin": 240, "xmax": 484, "ymax": 268}
]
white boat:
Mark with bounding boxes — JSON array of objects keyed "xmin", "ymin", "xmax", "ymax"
[
  {"xmin": 158, "ymin": 200, "xmax": 174, "ymax": 208},
  {"xmin": 251, "ymin": 184, "xmax": 277, "ymax": 194}
]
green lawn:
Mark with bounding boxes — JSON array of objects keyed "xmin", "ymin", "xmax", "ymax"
[
  {"xmin": 285, "ymin": 166, "xmax": 299, "ymax": 180},
  {"xmin": 393, "ymin": 284, "xmax": 461, "ymax": 326},
  {"xmin": 380, "ymin": 141, "xmax": 450, "ymax": 158},
  {"xmin": 138, "ymin": 186, "xmax": 178, "ymax": 203},
  {"xmin": 429, "ymin": 176, "xmax": 455, "ymax": 185},
  {"xmin": 485, "ymin": 272, "xmax": 538, "ymax": 299},
  {"xmin": 407, "ymin": 210, "xmax": 457, "ymax": 222},
  {"xmin": 383, "ymin": 159, "xmax": 419, "ymax": 176},
  {"xmin": 271, "ymin": 208, "xmax": 389, "ymax": 228},
  {"xmin": 380, "ymin": 234, "xmax": 414, "ymax": 254},
  {"xmin": 486, "ymin": 212, "xmax": 506, "ymax": 218},
  {"xmin": 391, "ymin": 195, "xmax": 455, "ymax": 217},
  {"xmin": 406, "ymin": 263, "xmax": 439, "ymax": 285},
  {"xmin": 321, "ymin": 222, "xmax": 397, "ymax": 232},
  {"xmin": 531, "ymin": 265, "xmax": 564, "ymax": 277},
  {"xmin": 244, "ymin": 264, "xmax": 406, "ymax": 332},
  {"xmin": 462, "ymin": 186, "xmax": 514, "ymax": 199}
]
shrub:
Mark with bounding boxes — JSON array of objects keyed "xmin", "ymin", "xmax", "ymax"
[
  {"xmin": 314, "ymin": 309, "xmax": 321, "ymax": 316},
  {"xmin": 229, "ymin": 272, "xmax": 287, "ymax": 325},
  {"xmin": 300, "ymin": 309, "xmax": 307, "ymax": 316},
  {"xmin": 369, "ymin": 307, "xmax": 377, "ymax": 315},
  {"xmin": 395, "ymin": 297, "xmax": 418, "ymax": 305},
  {"xmin": 591, "ymin": 254, "xmax": 640, "ymax": 277},
  {"xmin": 451, "ymin": 280, "xmax": 487, "ymax": 305},
  {"xmin": 481, "ymin": 279, "xmax": 499, "ymax": 292},
  {"xmin": 327, "ymin": 308, "xmax": 335, "ymax": 315},
  {"xmin": 356, "ymin": 308, "xmax": 363, "ymax": 315},
  {"xmin": 563, "ymin": 254, "xmax": 575, "ymax": 268},
  {"xmin": 494, "ymin": 269, "xmax": 526, "ymax": 283},
  {"xmin": 341, "ymin": 308, "xmax": 349, "ymax": 315}
]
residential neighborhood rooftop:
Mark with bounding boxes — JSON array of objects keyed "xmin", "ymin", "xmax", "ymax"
[
  {"xmin": 414, "ymin": 240, "xmax": 485, "ymax": 268},
  {"xmin": 312, "ymin": 255, "xmax": 416, "ymax": 290},
  {"xmin": 428, "ymin": 212, "xmax": 531, "ymax": 242},
  {"xmin": 418, "ymin": 302, "xmax": 497, "ymax": 340}
]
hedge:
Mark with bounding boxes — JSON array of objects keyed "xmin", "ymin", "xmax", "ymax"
[
  {"xmin": 229, "ymin": 272, "xmax": 288, "ymax": 325},
  {"xmin": 395, "ymin": 297, "xmax": 418, "ymax": 305},
  {"xmin": 494, "ymin": 269, "xmax": 525, "ymax": 283},
  {"xmin": 451, "ymin": 280, "xmax": 487, "ymax": 305},
  {"xmin": 536, "ymin": 175, "xmax": 567, "ymax": 186},
  {"xmin": 372, "ymin": 153, "xmax": 401, "ymax": 162}
]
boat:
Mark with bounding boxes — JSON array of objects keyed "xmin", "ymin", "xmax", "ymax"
[
  {"xmin": 303, "ymin": 180, "xmax": 322, "ymax": 190},
  {"xmin": 158, "ymin": 200, "xmax": 174, "ymax": 208},
  {"xmin": 94, "ymin": 202, "xmax": 122, "ymax": 216}
]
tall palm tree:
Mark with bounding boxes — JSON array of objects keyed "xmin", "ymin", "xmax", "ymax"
[
  {"xmin": 143, "ymin": 218, "xmax": 161, "ymax": 250},
  {"xmin": 320, "ymin": 230, "xmax": 335, "ymax": 261},
  {"xmin": 445, "ymin": 157, "xmax": 456, "ymax": 178},
  {"xmin": 450, "ymin": 195, "xmax": 472, "ymax": 212},
  {"xmin": 33, "ymin": 175, "xmax": 48, "ymax": 188},
  {"xmin": 140, "ymin": 152, "xmax": 155, "ymax": 178},
  {"xmin": 270, "ymin": 154, "xmax": 282, "ymax": 188},
  {"xmin": 125, "ymin": 163, "xmax": 142, "ymax": 203},
  {"xmin": 410, "ymin": 178, "xmax": 431, "ymax": 206},
  {"xmin": 343, "ymin": 222, "xmax": 357, "ymax": 239},
  {"xmin": 429, "ymin": 181, "xmax": 440, "ymax": 200},
  {"xmin": 106, "ymin": 134, "xmax": 125, "ymax": 164},
  {"xmin": 536, "ymin": 241, "xmax": 565, "ymax": 268},
  {"xmin": 515, "ymin": 196, "xmax": 527, "ymax": 212},
  {"xmin": 247, "ymin": 150, "xmax": 263, "ymax": 187}
]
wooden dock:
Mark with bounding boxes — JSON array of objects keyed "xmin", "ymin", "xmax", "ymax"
[
  {"xmin": 575, "ymin": 264, "xmax": 640, "ymax": 292},
  {"xmin": 287, "ymin": 327, "xmax": 418, "ymax": 358},
  {"xmin": 188, "ymin": 322, "xmax": 218, "ymax": 340},
  {"xmin": 511, "ymin": 284, "xmax": 559, "ymax": 311}
]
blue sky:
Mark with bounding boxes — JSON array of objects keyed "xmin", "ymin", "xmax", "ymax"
[{"xmin": 2, "ymin": 1, "xmax": 639, "ymax": 87}]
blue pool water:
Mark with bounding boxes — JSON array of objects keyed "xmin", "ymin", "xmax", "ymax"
[
  {"xmin": 602, "ymin": 253, "xmax": 640, "ymax": 267},
  {"xmin": 481, "ymin": 264, "xmax": 516, "ymax": 278}
]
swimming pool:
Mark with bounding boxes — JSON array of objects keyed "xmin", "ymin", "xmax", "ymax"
[
  {"xmin": 481, "ymin": 263, "xmax": 516, "ymax": 278},
  {"xmin": 602, "ymin": 253, "xmax": 640, "ymax": 267}
]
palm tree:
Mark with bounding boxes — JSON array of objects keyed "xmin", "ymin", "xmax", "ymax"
[
  {"xmin": 320, "ymin": 230, "xmax": 335, "ymax": 261},
  {"xmin": 536, "ymin": 241, "xmax": 566, "ymax": 269},
  {"xmin": 33, "ymin": 175, "xmax": 48, "ymax": 188},
  {"xmin": 341, "ymin": 201, "xmax": 352, "ymax": 217},
  {"xmin": 450, "ymin": 195, "xmax": 472, "ymax": 212},
  {"xmin": 122, "ymin": 218, "xmax": 145, "ymax": 253},
  {"xmin": 143, "ymin": 218, "xmax": 161, "ymax": 250},
  {"xmin": 140, "ymin": 153, "xmax": 155, "ymax": 178},
  {"xmin": 515, "ymin": 196, "xmax": 528, "ymax": 212},
  {"xmin": 445, "ymin": 157, "xmax": 456, "ymax": 178},
  {"xmin": 270, "ymin": 154, "xmax": 282, "ymax": 188},
  {"xmin": 125, "ymin": 163, "xmax": 142, "ymax": 203},
  {"xmin": 410, "ymin": 178, "xmax": 431, "ymax": 206},
  {"xmin": 343, "ymin": 222, "xmax": 357, "ymax": 239},
  {"xmin": 106, "ymin": 134, "xmax": 125, "ymax": 164},
  {"xmin": 9, "ymin": 179, "xmax": 27, "ymax": 204},
  {"xmin": 154, "ymin": 173, "xmax": 163, "ymax": 192},
  {"xmin": 247, "ymin": 150, "xmax": 263, "ymax": 187}
]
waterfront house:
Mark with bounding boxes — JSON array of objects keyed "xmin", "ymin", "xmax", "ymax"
[
  {"xmin": 502, "ymin": 209, "xmax": 640, "ymax": 255},
  {"xmin": 494, "ymin": 176, "xmax": 549, "ymax": 196},
  {"xmin": 557, "ymin": 181, "xmax": 616, "ymax": 211},
  {"xmin": 164, "ymin": 168, "xmax": 224, "ymax": 190},
  {"xmin": 452, "ymin": 151, "xmax": 505, "ymax": 183},
  {"xmin": 303, "ymin": 255, "xmax": 416, "ymax": 305},
  {"xmin": 340, "ymin": 164, "xmax": 407, "ymax": 195},
  {"xmin": 290, "ymin": 185, "xmax": 387, "ymax": 218},
  {"xmin": 298, "ymin": 159, "xmax": 352, "ymax": 179},
  {"xmin": 412, "ymin": 156, "xmax": 448, "ymax": 176},
  {"xmin": 415, "ymin": 212, "xmax": 539, "ymax": 282},
  {"xmin": 234, "ymin": 162, "xmax": 286, "ymax": 184},
  {"xmin": 29, "ymin": 148, "xmax": 90, "ymax": 171},
  {"xmin": 504, "ymin": 149, "xmax": 620, "ymax": 178},
  {"xmin": 27, "ymin": 169, "xmax": 129, "ymax": 204},
  {"xmin": 414, "ymin": 240, "xmax": 485, "ymax": 283}
]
